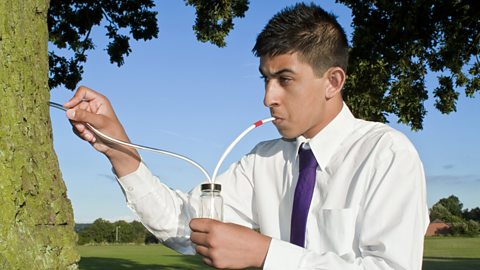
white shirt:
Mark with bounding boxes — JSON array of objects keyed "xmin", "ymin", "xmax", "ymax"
[{"xmin": 117, "ymin": 104, "xmax": 429, "ymax": 270}]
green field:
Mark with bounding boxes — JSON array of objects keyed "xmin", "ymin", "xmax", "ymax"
[
  {"xmin": 79, "ymin": 237, "xmax": 480, "ymax": 270},
  {"xmin": 423, "ymin": 237, "xmax": 480, "ymax": 270},
  {"xmin": 78, "ymin": 244, "xmax": 208, "ymax": 269}
]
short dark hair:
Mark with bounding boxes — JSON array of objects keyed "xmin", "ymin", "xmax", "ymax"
[{"xmin": 252, "ymin": 3, "xmax": 349, "ymax": 75}]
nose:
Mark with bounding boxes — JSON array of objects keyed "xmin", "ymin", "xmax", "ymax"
[{"xmin": 263, "ymin": 81, "xmax": 280, "ymax": 108}]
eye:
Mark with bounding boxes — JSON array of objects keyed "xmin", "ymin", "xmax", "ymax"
[{"xmin": 279, "ymin": 76, "xmax": 291, "ymax": 85}]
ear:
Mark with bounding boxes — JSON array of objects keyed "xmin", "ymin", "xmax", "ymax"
[{"xmin": 324, "ymin": 67, "xmax": 346, "ymax": 99}]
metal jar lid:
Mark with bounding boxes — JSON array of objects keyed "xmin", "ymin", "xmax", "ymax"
[{"xmin": 201, "ymin": 183, "xmax": 221, "ymax": 192}]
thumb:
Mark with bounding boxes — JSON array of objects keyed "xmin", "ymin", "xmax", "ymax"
[
  {"xmin": 66, "ymin": 108, "xmax": 107, "ymax": 129},
  {"xmin": 190, "ymin": 218, "xmax": 218, "ymax": 233}
]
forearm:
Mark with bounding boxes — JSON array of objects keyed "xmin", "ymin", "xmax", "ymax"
[
  {"xmin": 264, "ymin": 238, "xmax": 416, "ymax": 270},
  {"xmin": 92, "ymin": 112, "xmax": 141, "ymax": 176},
  {"xmin": 116, "ymin": 162, "xmax": 198, "ymax": 253},
  {"xmin": 106, "ymin": 143, "xmax": 141, "ymax": 177}
]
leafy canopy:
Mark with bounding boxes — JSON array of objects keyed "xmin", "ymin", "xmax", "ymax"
[
  {"xmin": 338, "ymin": 0, "xmax": 479, "ymax": 130},
  {"xmin": 48, "ymin": 0, "xmax": 248, "ymax": 90},
  {"xmin": 49, "ymin": 0, "xmax": 478, "ymax": 130}
]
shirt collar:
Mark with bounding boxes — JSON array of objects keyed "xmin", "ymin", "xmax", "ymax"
[{"xmin": 295, "ymin": 103, "xmax": 356, "ymax": 171}]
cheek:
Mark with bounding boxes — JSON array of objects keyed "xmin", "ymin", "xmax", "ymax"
[
  {"xmin": 286, "ymin": 100, "xmax": 312, "ymax": 132},
  {"xmin": 294, "ymin": 93, "xmax": 324, "ymax": 127}
]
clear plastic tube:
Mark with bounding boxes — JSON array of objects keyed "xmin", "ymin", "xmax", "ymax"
[
  {"xmin": 49, "ymin": 101, "xmax": 211, "ymax": 182},
  {"xmin": 210, "ymin": 118, "xmax": 274, "ymax": 183},
  {"xmin": 49, "ymin": 101, "xmax": 274, "ymax": 184}
]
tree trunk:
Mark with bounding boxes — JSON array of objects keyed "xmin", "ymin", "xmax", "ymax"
[{"xmin": 0, "ymin": 1, "xmax": 79, "ymax": 269}]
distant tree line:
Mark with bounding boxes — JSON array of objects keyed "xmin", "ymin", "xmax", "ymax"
[
  {"xmin": 78, "ymin": 195, "xmax": 480, "ymax": 244},
  {"xmin": 76, "ymin": 219, "xmax": 159, "ymax": 245},
  {"xmin": 429, "ymin": 195, "xmax": 480, "ymax": 236}
]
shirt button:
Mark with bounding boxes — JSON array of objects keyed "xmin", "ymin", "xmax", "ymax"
[{"xmin": 127, "ymin": 186, "xmax": 134, "ymax": 191}]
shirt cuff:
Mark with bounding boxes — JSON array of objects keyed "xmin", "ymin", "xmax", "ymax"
[
  {"xmin": 263, "ymin": 238, "xmax": 305, "ymax": 270},
  {"xmin": 116, "ymin": 161, "xmax": 157, "ymax": 201}
]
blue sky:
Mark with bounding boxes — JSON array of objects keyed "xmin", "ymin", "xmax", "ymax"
[{"xmin": 49, "ymin": 1, "xmax": 480, "ymax": 223}]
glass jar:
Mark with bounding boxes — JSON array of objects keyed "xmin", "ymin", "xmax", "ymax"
[{"xmin": 200, "ymin": 183, "xmax": 223, "ymax": 221}]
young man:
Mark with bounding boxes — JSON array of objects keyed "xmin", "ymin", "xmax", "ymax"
[{"xmin": 65, "ymin": 3, "xmax": 429, "ymax": 269}]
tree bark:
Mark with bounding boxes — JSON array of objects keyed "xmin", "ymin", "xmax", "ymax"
[{"xmin": 0, "ymin": 1, "xmax": 79, "ymax": 269}]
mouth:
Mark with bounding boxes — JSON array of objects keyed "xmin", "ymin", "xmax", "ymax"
[
  {"xmin": 272, "ymin": 116, "xmax": 283, "ymax": 125},
  {"xmin": 270, "ymin": 109, "xmax": 284, "ymax": 124}
]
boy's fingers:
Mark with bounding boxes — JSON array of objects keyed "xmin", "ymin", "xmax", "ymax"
[
  {"xmin": 64, "ymin": 86, "xmax": 100, "ymax": 108},
  {"xmin": 66, "ymin": 108, "xmax": 106, "ymax": 129},
  {"xmin": 190, "ymin": 218, "xmax": 218, "ymax": 233}
]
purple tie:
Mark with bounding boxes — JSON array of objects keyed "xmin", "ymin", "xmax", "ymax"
[{"xmin": 290, "ymin": 146, "xmax": 318, "ymax": 247}]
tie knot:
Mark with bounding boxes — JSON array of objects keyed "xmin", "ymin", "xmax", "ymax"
[{"xmin": 299, "ymin": 147, "xmax": 318, "ymax": 170}]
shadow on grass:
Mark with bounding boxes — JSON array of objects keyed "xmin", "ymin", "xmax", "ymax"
[
  {"xmin": 79, "ymin": 255, "xmax": 211, "ymax": 270},
  {"xmin": 423, "ymin": 257, "xmax": 480, "ymax": 270}
]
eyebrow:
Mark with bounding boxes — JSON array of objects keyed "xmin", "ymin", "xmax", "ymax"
[{"xmin": 259, "ymin": 67, "xmax": 295, "ymax": 77}]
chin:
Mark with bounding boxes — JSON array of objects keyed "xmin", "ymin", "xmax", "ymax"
[{"xmin": 276, "ymin": 128, "xmax": 300, "ymax": 140}]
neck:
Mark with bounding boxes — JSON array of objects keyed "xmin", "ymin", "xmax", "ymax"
[{"xmin": 303, "ymin": 96, "xmax": 343, "ymax": 139}]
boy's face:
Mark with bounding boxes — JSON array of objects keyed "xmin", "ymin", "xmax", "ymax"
[{"xmin": 259, "ymin": 52, "xmax": 331, "ymax": 139}]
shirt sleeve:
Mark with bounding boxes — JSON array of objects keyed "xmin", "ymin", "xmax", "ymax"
[
  {"xmin": 116, "ymin": 161, "xmax": 198, "ymax": 254},
  {"xmin": 116, "ymin": 154, "xmax": 258, "ymax": 255},
  {"xmin": 264, "ymin": 134, "xmax": 429, "ymax": 270}
]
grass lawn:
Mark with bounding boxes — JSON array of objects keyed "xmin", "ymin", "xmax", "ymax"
[
  {"xmin": 423, "ymin": 237, "xmax": 480, "ymax": 270},
  {"xmin": 78, "ymin": 244, "xmax": 208, "ymax": 270},
  {"xmin": 78, "ymin": 237, "xmax": 480, "ymax": 270}
]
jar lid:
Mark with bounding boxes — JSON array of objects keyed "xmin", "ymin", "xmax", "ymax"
[{"xmin": 201, "ymin": 183, "xmax": 221, "ymax": 191}]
